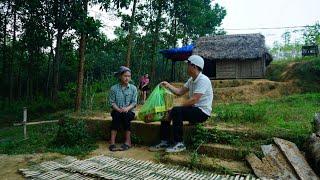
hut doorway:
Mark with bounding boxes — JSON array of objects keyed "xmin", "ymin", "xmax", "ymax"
[{"xmin": 203, "ymin": 59, "xmax": 216, "ymax": 79}]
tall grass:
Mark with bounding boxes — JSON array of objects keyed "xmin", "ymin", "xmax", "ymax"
[
  {"xmin": 212, "ymin": 93, "xmax": 320, "ymax": 144},
  {"xmin": 266, "ymin": 56, "xmax": 320, "ymax": 92},
  {"xmin": 0, "ymin": 119, "xmax": 97, "ymax": 156}
]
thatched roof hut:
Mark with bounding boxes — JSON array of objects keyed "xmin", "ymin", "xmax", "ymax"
[
  {"xmin": 193, "ymin": 33, "xmax": 272, "ymax": 79},
  {"xmin": 194, "ymin": 34, "xmax": 269, "ymax": 60}
]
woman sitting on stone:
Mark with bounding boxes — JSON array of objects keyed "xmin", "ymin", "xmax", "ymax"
[{"xmin": 108, "ymin": 66, "xmax": 138, "ymax": 151}]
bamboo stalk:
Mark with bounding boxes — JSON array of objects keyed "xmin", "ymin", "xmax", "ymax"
[{"xmin": 14, "ymin": 120, "xmax": 59, "ymax": 126}]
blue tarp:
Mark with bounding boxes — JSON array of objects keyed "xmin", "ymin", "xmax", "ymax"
[{"xmin": 159, "ymin": 44, "xmax": 194, "ymax": 61}]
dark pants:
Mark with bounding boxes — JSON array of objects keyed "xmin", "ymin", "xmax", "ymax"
[
  {"xmin": 160, "ymin": 106, "xmax": 209, "ymax": 143},
  {"xmin": 111, "ymin": 111, "xmax": 135, "ymax": 131}
]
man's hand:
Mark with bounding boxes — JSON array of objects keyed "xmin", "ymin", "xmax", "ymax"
[
  {"xmin": 182, "ymin": 93, "xmax": 203, "ymax": 106},
  {"xmin": 160, "ymin": 81, "xmax": 170, "ymax": 88},
  {"xmin": 161, "ymin": 81, "xmax": 188, "ymax": 96}
]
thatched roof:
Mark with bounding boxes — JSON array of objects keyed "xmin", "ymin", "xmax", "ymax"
[{"xmin": 194, "ymin": 33, "xmax": 271, "ymax": 60}]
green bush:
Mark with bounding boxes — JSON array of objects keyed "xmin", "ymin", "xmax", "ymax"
[
  {"xmin": 52, "ymin": 118, "xmax": 92, "ymax": 147},
  {"xmin": 189, "ymin": 124, "xmax": 241, "ymax": 149},
  {"xmin": 215, "ymin": 103, "xmax": 266, "ymax": 123},
  {"xmin": 49, "ymin": 118, "xmax": 97, "ymax": 156},
  {"xmin": 266, "ymin": 57, "xmax": 320, "ymax": 92}
]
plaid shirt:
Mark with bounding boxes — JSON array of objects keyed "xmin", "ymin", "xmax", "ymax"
[{"xmin": 108, "ymin": 83, "xmax": 137, "ymax": 111}]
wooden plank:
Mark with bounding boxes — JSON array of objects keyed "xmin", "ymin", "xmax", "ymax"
[
  {"xmin": 261, "ymin": 144, "xmax": 298, "ymax": 179},
  {"xmin": 14, "ymin": 120, "xmax": 59, "ymax": 126},
  {"xmin": 274, "ymin": 137, "xmax": 319, "ymax": 180}
]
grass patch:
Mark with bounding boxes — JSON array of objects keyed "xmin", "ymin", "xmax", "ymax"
[
  {"xmin": 0, "ymin": 119, "xmax": 97, "ymax": 156},
  {"xmin": 0, "ymin": 93, "xmax": 73, "ymax": 127},
  {"xmin": 266, "ymin": 57, "xmax": 320, "ymax": 92},
  {"xmin": 210, "ymin": 93, "xmax": 320, "ymax": 147}
]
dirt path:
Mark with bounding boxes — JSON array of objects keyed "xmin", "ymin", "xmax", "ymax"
[
  {"xmin": 0, "ymin": 142, "xmax": 157, "ymax": 179},
  {"xmin": 87, "ymin": 142, "xmax": 157, "ymax": 162},
  {"xmin": 0, "ymin": 153, "xmax": 64, "ymax": 180}
]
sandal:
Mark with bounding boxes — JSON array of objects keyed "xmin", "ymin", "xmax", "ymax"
[
  {"xmin": 109, "ymin": 144, "xmax": 117, "ymax": 151},
  {"xmin": 120, "ymin": 144, "xmax": 131, "ymax": 151}
]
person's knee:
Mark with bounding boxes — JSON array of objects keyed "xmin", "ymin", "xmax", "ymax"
[
  {"xmin": 170, "ymin": 106, "xmax": 183, "ymax": 118},
  {"xmin": 170, "ymin": 107, "xmax": 184, "ymax": 125},
  {"xmin": 111, "ymin": 120, "xmax": 121, "ymax": 131},
  {"xmin": 123, "ymin": 121, "xmax": 131, "ymax": 131},
  {"xmin": 123, "ymin": 113, "xmax": 134, "ymax": 131}
]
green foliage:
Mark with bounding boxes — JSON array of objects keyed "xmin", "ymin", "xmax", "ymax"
[
  {"xmin": 52, "ymin": 118, "xmax": 92, "ymax": 147},
  {"xmin": 0, "ymin": 124, "xmax": 59, "ymax": 154},
  {"xmin": 295, "ymin": 58, "xmax": 320, "ymax": 92},
  {"xmin": 189, "ymin": 151, "xmax": 200, "ymax": 169},
  {"xmin": 190, "ymin": 124, "xmax": 240, "ymax": 149},
  {"xmin": 215, "ymin": 104, "xmax": 266, "ymax": 123},
  {"xmin": 0, "ymin": 122, "xmax": 97, "ymax": 156},
  {"xmin": 211, "ymin": 93, "xmax": 320, "ymax": 146},
  {"xmin": 270, "ymin": 22, "xmax": 320, "ymax": 60},
  {"xmin": 303, "ymin": 22, "xmax": 320, "ymax": 45},
  {"xmin": 131, "ymin": 134, "xmax": 143, "ymax": 145},
  {"xmin": 0, "ymin": 95, "xmax": 73, "ymax": 127},
  {"xmin": 266, "ymin": 57, "xmax": 320, "ymax": 91}
]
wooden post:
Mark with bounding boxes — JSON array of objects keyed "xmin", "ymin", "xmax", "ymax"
[{"xmin": 23, "ymin": 107, "xmax": 27, "ymax": 139}]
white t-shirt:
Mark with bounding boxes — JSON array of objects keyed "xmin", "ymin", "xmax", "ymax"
[{"xmin": 183, "ymin": 73, "xmax": 213, "ymax": 116}]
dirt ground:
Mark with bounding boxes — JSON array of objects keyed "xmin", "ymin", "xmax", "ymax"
[
  {"xmin": 174, "ymin": 79, "xmax": 300, "ymax": 104},
  {"xmin": 0, "ymin": 153, "xmax": 64, "ymax": 180},
  {"xmin": 0, "ymin": 141, "xmax": 157, "ymax": 180}
]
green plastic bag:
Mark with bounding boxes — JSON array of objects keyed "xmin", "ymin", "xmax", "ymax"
[{"xmin": 138, "ymin": 85, "xmax": 174, "ymax": 123}]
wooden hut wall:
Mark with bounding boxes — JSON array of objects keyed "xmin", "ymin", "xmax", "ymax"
[
  {"xmin": 215, "ymin": 59, "xmax": 265, "ymax": 79},
  {"xmin": 216, "ymin": 60, "xmax": 237, "ymax": 79}
]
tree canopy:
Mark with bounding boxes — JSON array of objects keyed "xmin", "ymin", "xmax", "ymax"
[{"xmin": 0, "ymin": 0, "xmax": 226, "ymax": 111}]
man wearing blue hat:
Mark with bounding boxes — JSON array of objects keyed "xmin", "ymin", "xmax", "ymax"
[
  {"xmin": 108, "ymin": 66, "xmax": 137, "ymax": 151},
  {"xmin": 150, "ymin": 55, "xmax": 213, "ymax": 153}
]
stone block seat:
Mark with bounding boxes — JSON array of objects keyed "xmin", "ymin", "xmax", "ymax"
[{"xmin": 69, "ymin": 112, "xmax": 199, "ymax": 145}]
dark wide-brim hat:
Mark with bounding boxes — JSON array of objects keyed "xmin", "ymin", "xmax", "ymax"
[{"xmin": 114, "ymin": 66, "xmax": 131, "ymax": 77}]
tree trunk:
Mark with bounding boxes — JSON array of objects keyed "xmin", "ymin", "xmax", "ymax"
[
  {"xmin": 27, "ymin": 52, "xmax": 34, "ymax": 100},
  {"xmin": 45, "ymin": 14, "xmax": 54, "ymax": 98},
  {"xmin": 172, "ymin": 0, "xmax": 177, "ymax": 48},
  {"xmin": 52, "ymin": 31, "xmax": 62, "ymax": 100},
  {"xmin": 9, "ymin": 4, "xmax": 16, "ymax": 101},
  {"xmin": 17, "ymin": 64, "xmax": 22, "ymax": 99},
  {"xmin": 125, "ymin": 0, "xmax": 137, "ymax": 67},
  {"xmin": 2, "ymin": 3, "xmax": 8, "ymax": 98},
  {"xmin": 138, "ymin": 41, "xmax": 145, "ymax": 76},
  {"xmin": 75, "ymin": 0, "xmax": 88, "ymax": 112},
  {"xmin": 46, "ymin": 43, "xmax": 54, "ymax": 97},
  {"xmin": 52, "ymin": 0, "xmax": 65, "ymax": 100},
  {"xmin": 151, "ymin": 0, "xmax": 164, "ymax": 81}
]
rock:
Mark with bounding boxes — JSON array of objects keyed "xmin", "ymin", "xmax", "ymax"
[{"xmin": 274, "ymin": 137, "xmax": 319, "ymax": 180}]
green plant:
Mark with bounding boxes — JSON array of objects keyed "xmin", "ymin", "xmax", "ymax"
[
  {"xmin": 215, "ymin": 104, "xmax": 266, "ymax": 123},
  {"xmin": 52, "ymin": 118, "xmax": 92, "ymax": 147},
  {"xmin": 49, "ymin": 118, "xmax": 97, "ymax": 156},
  {"xmin": 0, "ymin": 124, "xmax": 59, "ymax": 154},
  {"xmin": 131, "ymin": 134, "xmax": 143, "ymax": 145},
  {"xmin": 189, "ymin": 151, "xmax": 200, "ymax": 169},
  {"xmin": 190, "ymin": 124, "xmax": 241, "ymax": 148},
  {"xmin": 190, "ymin": 124, "xmax": 212, "ymax": 149}
]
